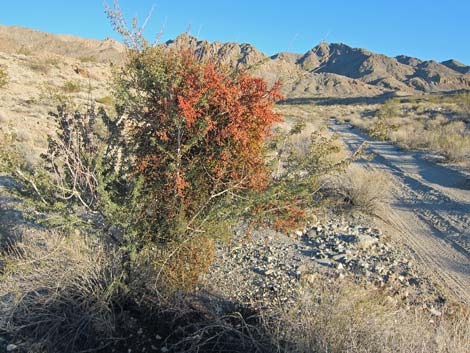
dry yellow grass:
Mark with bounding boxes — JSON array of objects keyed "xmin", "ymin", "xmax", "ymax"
[
  {"xmin": 328, "ymin": 165, "xmax": 392, "ymax": 214},
  {"xmin": 0, "ymin": 230, "xmax": 121, "ymax": 352},
  {"xmin": 267, "ymin": 280, "xmax": 470, "ymax": 353}
]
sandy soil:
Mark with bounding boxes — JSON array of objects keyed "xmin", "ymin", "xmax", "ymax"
[{"xmin": 331, "ymin": 120, "xmax": 470, "ymax": 304}]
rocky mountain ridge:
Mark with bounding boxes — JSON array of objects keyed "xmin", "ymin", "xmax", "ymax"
[{"xmin": 1, "ymin": 24, "xmax": 470, "ymax": 97}]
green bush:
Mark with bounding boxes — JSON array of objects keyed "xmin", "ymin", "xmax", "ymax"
[
  {"xmin": 0, "ymin": 65, "xmax": 8, "ymax": 88},
  {"xmin": 79, "ymin": 55, "xmax": 98, "ymax": 63},
  {"xmin": 95, "ymin": 95, "xmax": 113, "ymax": 105},
  {"xmin": 62, "ymin": 80, "xmax": 81, "ymax": 93}
]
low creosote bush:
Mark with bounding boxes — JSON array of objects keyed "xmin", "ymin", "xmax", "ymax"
[
  {"xmin": 62, "ymin": 80, "xmax": 81, "ymax": 93},
  {"xmin": 79, "ymin": 55, "xmax": 98, "ymax": 63},
  {"xmin": 0, "ymin": 65, "xmax": 8, "ymax": 88}
]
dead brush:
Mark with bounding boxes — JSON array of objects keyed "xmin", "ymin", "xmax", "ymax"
[
  {"xmin": 265, "ymin": 280, "xmax": 470, "ymax": 353},
  {"xmin": 435, "ymin": 121, "xmax": 470, "ymax": 162},
  {"xmin": 329, "ymin": 165, "xmax": 391, "ymax": 215},
  {"xmin": 0, "ymin": 230, "xmax": 123, "ymax": 353},
  {"xmin": 163, "ymin": 307, "xmax": 275, "ymax": 353}
]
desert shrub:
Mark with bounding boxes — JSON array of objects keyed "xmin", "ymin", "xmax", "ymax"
[
  {"xmin": 0, "ymin": 124, "xmax": 23, "ymax": 173},
  {"xmin": 110, "ymin": 44, "xmax": 289, "ymax": 287},
  {"xmin": 0, "ymin": 65, "xmax": 8, "ymax": 88},
  {"xmin": 39, "ymin": 84, "xmax": 72, "ymax": 106},
  {"xmin": 16, "ymin": 45, "xmax": 32, "ymax": 56},
  {"xmin": 62, "ymin": 80, "xmax": 81, "ymax": 93},
  {"xmin": 458, "ymin": 92, "xmax": 470, "ymax": 119},
  {"xmin": 368, "ymin": 99, "xmax": 400, "ymax": 140},
  {"xmin": 436, "ymin": 121, "xmax": 470, "ymax": 162},
  {"xmin": 44, "ymin": 56, "xmax": 61, "ymax": 67},
  {"xmin": 27, "ymin": 60, "xmax": 50, "ymax": 74},
  {"xmin": 379, "ymin": 99, "xmax": 400, "ymax": 119},
  {"xmin": 7, "ymin": 36, "xmax": 286, "ymax": 294},
  {"xmin": 79, "ymin": 55, "xmax": 97, "ymax": 63},
  {"xmin": 329, "ymin": 165, "xmax": 391, "ymax": 214},
  {"xmin": 95, "ymin": 95, "xmax": 113, "ymax": 105}
]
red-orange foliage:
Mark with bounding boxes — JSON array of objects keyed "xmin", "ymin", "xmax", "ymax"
[{"xmin": 118, "ymin": 48, "xmax": 283, "ymax": 239}]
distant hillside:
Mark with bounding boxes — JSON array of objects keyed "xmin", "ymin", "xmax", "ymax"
[
  {"xmin": 165, "ymin": 35, "xmax": 470, "ymax": 96},
  {"xmin": 164, "ymin": 34, "xmax": 386, "ymax": 98},
  {"xmin": 1, "ymin": 24, "xmax": 469, "ymax": 98},
  {"xmin": 0, "ymin": 24, "xmax": 125, "ymax": 63},
  {"xmin": 291, "ymin": 42, "xmax": 470, "ymax": 94}
]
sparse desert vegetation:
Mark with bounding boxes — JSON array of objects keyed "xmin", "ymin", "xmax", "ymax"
[
  {"xmin": 0, "ymin": 64, "xmax": 7, "ymax": 88},
  {"xmin": 337, "ymin": 95, "xmax": 470, "ymax": 164},
  {"xmin": 328, "ymin": 165, "xmax": 391, "ymax": 215},
  {"xmin": 269, "ymin": 280, "xmax": 470, "ymax": 353},
  {"xmin": 0, "ymin": 4, "xmax": 470, "ymax": 353},
  {"xmin": 62, "ymin": 79, "xmax": 81, "ymax": 93}
]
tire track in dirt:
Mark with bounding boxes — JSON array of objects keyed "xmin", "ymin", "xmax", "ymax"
[{"xmin": 331, "ymin": 121, "xmax": 470, "ymax": 304}]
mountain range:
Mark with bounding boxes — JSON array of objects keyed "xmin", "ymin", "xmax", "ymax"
[{"xmin": 1, "ymin": 24, "xmax": 469, "ymax": 98}]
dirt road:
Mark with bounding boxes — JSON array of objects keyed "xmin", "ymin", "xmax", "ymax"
[{"xmin": 330, "ymin": 121, "xmax": 470, "ymax": 304}]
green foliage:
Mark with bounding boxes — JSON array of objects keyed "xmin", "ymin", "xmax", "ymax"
[
  {"xmin": 79, "ymin": 55, "xmax": 98, "ymax": 63},
  {"xmin": 62, "ymin": 80, "xmax": 81, "ymax": 93},
  {"xmin": 0, "ymin": 65, "xmax": 8, "ymax": 88},
  {"xmin": 458, "ymin": 92, "xmax": 470, "ymax": 118},
  {"xmin": 379, "ymin": 99, "xmax": 400, "ymax": 119},
  {"xmin": 0, "ymin": 124, "xmax": 21, "ymax": 173},
  {"xmin": 259, "ymin": 125, "xmax": 361, "ymax": 230},
  {"xmin": 44, "ymin": 56, "xmax": 61, "ymax": 68},
  {"xmin": 370, "ymin": 99, "xmax": 399, "ymax": 140},
  {"xmin": 95, "ymin": 95, "xmax": 113, "ymax": 105},
  {"xmin": 40, "ymin": 84, "xmax": 74, "ymax": 106}
]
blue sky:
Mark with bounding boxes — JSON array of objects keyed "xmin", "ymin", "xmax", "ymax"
[{"xmin": 1, "ymin": 0, "xmax": 469, "ymax": 64}]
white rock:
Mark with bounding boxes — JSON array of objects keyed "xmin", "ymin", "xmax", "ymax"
[
  {"xmin": 428, "ymin": 307, "xmax": 442, "ymax": 317},
  {"xmin": 356, "ymin": 234, "xmax": 378, "ymax": 248},
  {"xmin": 6, "ymin": 344, "xmax": 17, "ymax": 352}
]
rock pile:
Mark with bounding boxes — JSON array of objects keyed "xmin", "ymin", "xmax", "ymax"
[{"xmin": 203, "ymin": 219, "xmax": 436, "ymax": 307}]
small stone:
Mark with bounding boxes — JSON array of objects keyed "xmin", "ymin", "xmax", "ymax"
[
  {"xmin": 428, "ymin": 307, "xmax": 442, "ymax": 317},
  {"xmin": 161, "ymin": 347, "xmax": 169, "ymax": 353},
  {"xmin": 359, "ymin": 260, "xmax": 369, "ymax": 269},
  {"xmin": 315, "ymin": 258, "xmax": 333, "ymax": 267},
  {"xmin": 7, "ymin": 344, "xmax": 17, "ymax": 352},
  {"xmin": 356, "ymin": 234, "xmax": 378, "ymax": 248},
  {"xmin": 265, "ymin": 269, "xmax": 275, "ymax": 276},
  {"xmin": 155, "ymin": 335, "xmax": 162, "ymax": 340}
]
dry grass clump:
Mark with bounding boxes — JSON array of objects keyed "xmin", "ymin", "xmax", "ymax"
[
  {"xmin": 0, "ymin": 230, "xmax": 122, "ymax": 353},
  {"xmin": 268, "ymin": 281, "xmax": 470, "ymax": 353},
  {"xmin": 433, "ymin": 121, "xmax": 470, "ymax": 162},
  {"xmin": 329, "ymin": 165, "xmax": 391, "ymax": 214},
  {"xmin": 461, "ymin": 93, "xmax": 470, "ymax": 118},
  {"xmin": 389, "ymin": 119, "xmax": 470, "ymax": 162},
  {"xmin": 27, "ymin": 59, "xmax": 51, "ymax": 74}
]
